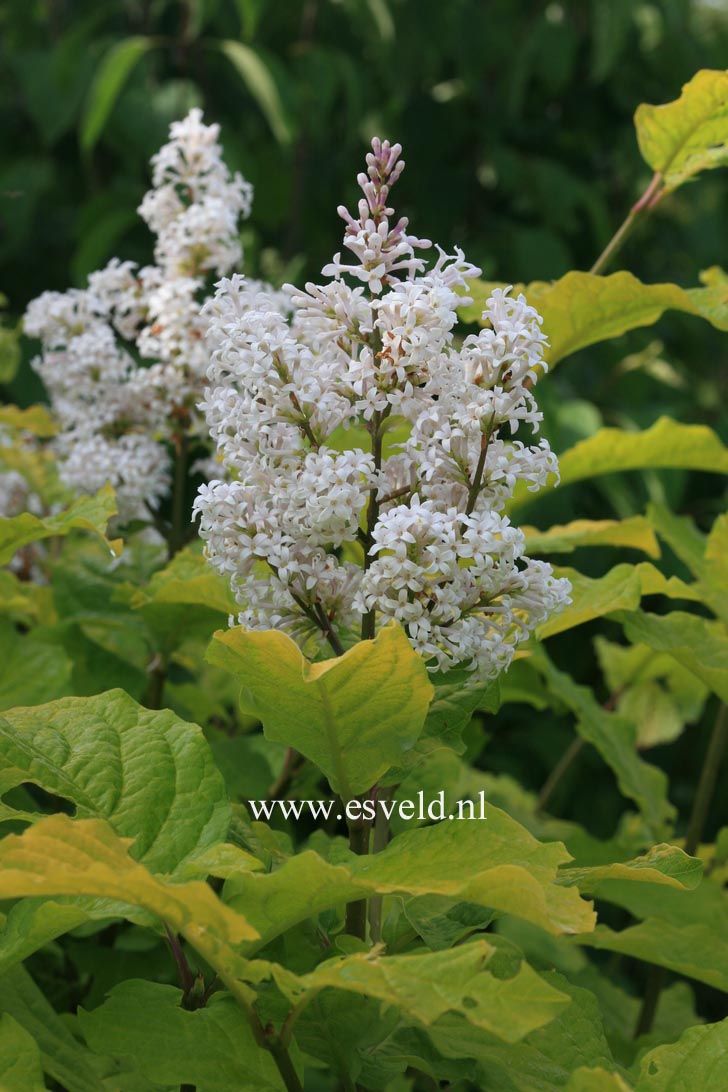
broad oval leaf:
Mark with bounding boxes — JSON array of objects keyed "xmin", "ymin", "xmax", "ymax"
[
  {"xmin": 79, "ymin": 981, "xmax": 284, "ymax": 1092},
  {"xmin": 0, "ymin": 689, "xmax": 230, "ymax": 872},
  {"xmin": 207, "ymin": 622, "xmax": 434, "ymax": 800}
]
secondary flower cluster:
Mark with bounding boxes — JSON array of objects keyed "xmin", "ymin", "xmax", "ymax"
[
  {"xmin": 23, "ymin": 110, "xmax": 257, "ymax": 521},
  {"xmin": 196, "ymin": 138, "xmax": 570, "ymax": 678}
]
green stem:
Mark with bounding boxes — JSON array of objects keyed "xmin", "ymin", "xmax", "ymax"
[
  {"xmin": 684, "ymin": 704, "xmax": 728, "ymax": 857},
  {"xmin": 168, "ymin": 433, "xmax": 189, "ymax": 559},
  {"xmin": 589, "ymin": 171, "xmax": 663, "ymax": 277},
  {"xmin": 144, "ymin": 653, "xmax": 167, "ymax": 710},
  {"xmin": 536, "ymin": 737, "xmax": 585, "ymax": 812},
  {"xmin": 267, "ymin": 1037, "xmax": 305, "ymax": 1092},
  {"xmin": 361, "ymin": 407, "xmax": 390, "ymax": 641},
  {"xmin": 368, "ymin": 786, "xmax": 393, "ymax": 943},
  {"xmin": 465, "ymin": 426, "xmax": 493, "ymax": 516},
  {"xmin": 634, "ymin": 703, "xmax": 727, "ymax": 1038},
  {"xmin": 345, "ymin": 810, "xmax": 371, "ymax": 940}
]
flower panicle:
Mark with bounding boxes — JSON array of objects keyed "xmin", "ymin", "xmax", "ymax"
[{"xmin": 196, "ymin": 136, "xmax": 571, "ymax": 680}]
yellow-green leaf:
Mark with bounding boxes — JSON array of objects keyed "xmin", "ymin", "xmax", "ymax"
[
  {"xmin": 225, "ymin": 802, "xmax": 596, "ymax": 941},
  {"xmin": 635, "ymin": 69, "xmax": 728, "ymax": 193},
  {"xmin": 460, "ymin": 272, "xmax": 728, "ymax": 370},
  {"xmin": 523, "ymin": 517, "xmax": 660, "ymax": 559},
  {"xmin": 557, "ymin": 845, "xmax": 703, "ymax": 893},
  {"xmin": 0, "ymin": 405, "xmax": 57, "ymax": 438},
  {"xmin": 537, "ymin": 565, "xmax": 642, "ymax": 640},
  {"xmin": 207, "ymin": 622, "xmax": 434, "ymax": 800},
  {"xmin": 635, "ymin": 1018, "xmax": 728, "ymax": 1088},
  {"xmin": 0, "ymin": 816, "xmax": 259, "ymax": 1009},
  {"xmin": 566, "ymin": 1069, "xmax": 633, "ymax": 1092},
  {"xmin": 510, "ymin": 417, "xmax": 728, "ymax": 514},
  {"xmin": 273, "ymin": 941, "xmax": 569, "ymax": 1043}
]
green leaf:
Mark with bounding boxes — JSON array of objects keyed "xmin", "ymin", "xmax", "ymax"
[
  {"xmin": 0, "ymin": 964, "xmax": 104, "ymax": 1092},
  {"xmin": 224, "ymin": 803, "xmax": 596, "ymax": 943},
  {"xmin": 594, "ymin": 637, "xmax": 707, "ymax": 748},
  {"xmin": 533, "ymin": 648, "xmax": 674, "ymax": 835},
  {"xmin": 207, "ymin": 622, "xmax": 434, "ymax": 800},
  {"xmin": 620, "ymin": 611, "xmax": 728, "ymax": 704},
  {"xmin": 0, "ymin": 624, "xmax": 72, "ymax": 712},
  {"xmin": 702, "ymin": 514, "xmax": 728, "ymax": 626},
  {"xmin": 576, "ymin": 875, "xmax": 728, "ymax": 992},
  {"xmin": 523, "ymin": 517, "xmax": 660, "ymax": 558},
  {"xmin": 0, "ymin": 690, "xmax": 230, "ymax": 872},
  {"xmin": 0, "ymin": 483, "xmax": 121, "ymax": 566},
  {"xmin": 79, "ymin": 981, "xmax": 284, "ymax": 1091},
  {"xmin": 130, "ymin": 547, "xmax": 237, "ymax": 616},
  {"xmin": 216, "ymin": 40, "xmax": 292, "ymax": 145},
  {"xmin": 273, "ymin": 940, "xmax": 569, "ymax": 1043},
  {"xmin": 419, "ymin": 669, "xmax": 500, "ymax": 753},
  {"xmin": 635, "ymin": 69, "xmax": 728, "ymax": 193},
  {"xmin": 80, "ymin": 37, "xmax": 155, "ymax": 151},
  {"xmin": 0, "ymin": 1013, "xmax": 46, "ymax": 1092},
  {"xmin": 566, "ymin": 1069, "xmax": 633, "ymax": 1091},
  {"xmin": 0, "ymin": 901, "xmax": 98, "ymax": 979},
  {"xmin": 646, "ymin": 503, "xmax": 706, "ymax": 576},
  {"xmin": 634, "ymin": 1017, "xmax": 728, "ymax": 1088},
  {"xmin": 426, "ymin": 974, "xmax": 616, "ymax": 1091},
  {"xmin": 129, "ymin": 546, "xmax": 238, "ymax": 651}
]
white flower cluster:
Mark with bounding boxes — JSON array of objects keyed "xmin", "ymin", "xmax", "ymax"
[
  {"xmin": 23, "ymin": 109, "xmax": 265, "ymax": 522},
  {"xmin": 196, "ymin": 138, "xmax": 570, "ymax": 678}
]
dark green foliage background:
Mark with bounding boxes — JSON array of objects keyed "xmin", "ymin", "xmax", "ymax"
[{"xmin": 3, "ymin": 0, "xmax": 728, "ymax": 1043}]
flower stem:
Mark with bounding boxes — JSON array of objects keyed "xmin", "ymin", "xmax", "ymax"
[
  {"xmin": 144, "ymin": 652, "xmax": 167, "ymax": 710},
  {"xmin": 536, "ymin": 737, "xmax": 584, "ymax": 812},
  {"xmin": 684, "ymin": 703, "xmax": 728, "ymax": 857},
  {"xmin": 345, "ymin": 808, "xmax": 371, "ymax": 940},
  {"xmin": 634, "ymin": 703, "xmax": 728, "ymax": 1038},
  {"xmin": 266, "ymin": 1037, "xmax": 305, "ymax": 1092},
  {"xmin": 589, "ymin": 171, "xmax": 663, "ymax": 277},
  {"xmin": 169, "ymin": 432, "xmax": 189, "ymax": 559},
  {"xmin": 361, "ymin": 408, "xmax": 391, "ymax": 640},
  {"xmin": 368, "ymin": 786, "xmax": 393, "ymax": 943}
]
